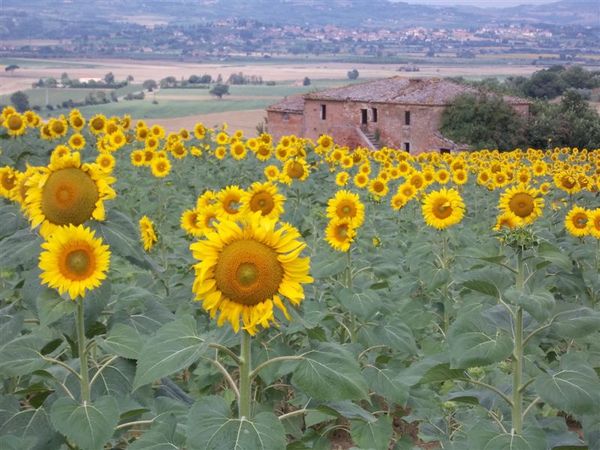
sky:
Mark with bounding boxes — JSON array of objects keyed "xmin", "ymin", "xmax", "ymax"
[{"xmin": 404, "ymin": 0, "xmax": 557, "ymax": 6}]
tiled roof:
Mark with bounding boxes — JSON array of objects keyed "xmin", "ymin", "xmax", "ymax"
[
  {"xmin": 266, "ymin": 94, "xmax": 305, "ymax": 113},
  {"xmin": 302, "ymin": 77, "xmax": 529, "ymax": 106}
]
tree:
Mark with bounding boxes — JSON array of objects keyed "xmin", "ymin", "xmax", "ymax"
[
  {"xmin": 209, "ymin": 84, "xmax": 230, "ymax": 99},
  {"xmin": 303, "ymin": 77, "xmax": 311, "ymax": 86},
  {"xmin": 440, "ymin": 93, "xmax": 527, "ymax": 151},
  {"xmin": 104, "ymin": 72, "xmax": 115, "ymax": 84},
  {"xmin": 5, "ymin": 64, "xmax": 19, "ymax": 74},
  {"xmin": 143, "ymin": 79, "xmax": 158, "ymax": 91},
  {"xmin": 347, "ymin": 69, "xmax": 359, "ymax": 80},
  {"xmin": 10, "ymin": 91, "xmax": 30, "ymax": 112}
]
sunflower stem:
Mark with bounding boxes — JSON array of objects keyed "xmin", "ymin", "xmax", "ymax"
[
  {"xmin": 75, "ymin": 297, "xmax": 90, "ymax": 404},
  {"xmin": 238, "ymin": 331, "xmax": 252, "ymax": 419},
  {"xmin": 511, "ymin": 249, "xmax": 525, "ymax": 435}
]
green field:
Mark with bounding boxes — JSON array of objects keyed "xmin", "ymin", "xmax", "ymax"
[{"xmin": 0, "ymin": 57, "xmax": 99, "ymax": 69}]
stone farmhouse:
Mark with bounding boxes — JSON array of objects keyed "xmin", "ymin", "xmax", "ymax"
[{"xmin": 266, "ymin": 77, "xmax": 530, "ymax": 154}]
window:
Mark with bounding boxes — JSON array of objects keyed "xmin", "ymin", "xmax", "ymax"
[
  {"xmin": 440, "ymin": 148, "xmax": 451, "ymax": 154},
  {"xmin": 405, "ymin": 110, "xmax": 411, "ymax": 125},
  {"xmin": 404, "ymin": 142, "xmax": 410, "ymax": 153},
  {"xmin": 361, "ymin": 109, "xmax": 368, "ymax": 125},
  {"xmin": 320, "ymin": 104, "xmax": 327, "ymax": 120},
  {"xmin": 372, "ymin": 107, "xmax": 378, "ymax": 123},
  {"xmin": 283, "ymin": 113, "xmax": 289, "ymax": 122}
]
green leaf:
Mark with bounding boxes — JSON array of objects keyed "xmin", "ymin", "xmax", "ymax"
[
  {"xmin": 537, "ymin": 242, "xmax": 572, "ymax": 271},
  {"xmin": 582, "ymin": 414, "xmax": 600, "ymax": 450},
  {"xmin": 0, "ymin": 404, "xmax": 62, "ymax": 450},
  {"xmin": 350, "ymin": 415, "xmax": 393, "ymax": 450},
  {"xmin": 133, "ymin": 316, "xmax": 206, "ymax": 390},
  {"xmin": 334, "ymin": 288, "xmax": 380, "ymax": 320},
  {"xmin": 448, "ymin": 306, "xmax": 513, "ymax": 369},
  {"xmin": 463, "ymin": 279, "xmax": 499, "ymax": 298},
  {"xmin": 100, "ymin": 323, "xmax": 144, "ymax": 359},
  {"xmin": 363, "ymin": 366, "xmax": 409, "ymax": 405},
  {"xmin": 467, "ymin": 421, "xmax": 546, "ymax": 450},
  {"xmin": 50, "ymin": 396, "xmax": 119, "ymax": 450},
  {"xmin": 311, "ymin": 249, "xmax": 347, "ymax": 278},
  {"xmin": 36, "ymin": 289, "xmax": 75, "ymax": 326},
  {"xmin": 129, "ymin": 415, "xmax": 184, "ymax": 450},
  {"xmin": 0, "ymin": 333, "xmax": 46, "ymax": 377},
  {"xmin": 292, "ymin": 344, "xmax": 368, "ymax": 401},
  {"xmin": 358, "ymin": 322, "xmax": 417, "ymax": 357},
  {"xmin": 533, "ymin": 353, "xmax": 600, "ymax": 415},
  {"xmin": 0, "ymin": 228, "xmax": 42, "ymax": 268},
  {"xmin": 186, "ymin": 396, "xmax": 286, "ymax": 450},
  {"xmin": 504, "ymin": 287, "xmax": 555, "ymax": 323},
  {"xmin": 551, "ymin": 306, "xmax": 600, "ymax": 338},
  {"xmin": 419, "ymin": 363, "xmax": 465, "ymax": 385},
  {"xmin": 317, "ymin": 401, "xmax": 375, "ymax": 422}
]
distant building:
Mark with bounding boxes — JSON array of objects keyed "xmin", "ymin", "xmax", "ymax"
[{"xmin": 266, "ymin": 77, "xmax": 530, "ymax": 153}]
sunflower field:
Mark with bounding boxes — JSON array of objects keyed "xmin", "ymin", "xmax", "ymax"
[{"xmin": 1, "ymin": 106, "xmax": 600, "ymax": 450}]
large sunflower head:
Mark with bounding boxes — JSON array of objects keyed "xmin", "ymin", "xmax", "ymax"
[
  {"xmin": 241, "ymin": 181, "xmax": 285, "ymax": 220},
  {"xmin": 25, "ymin": 152, "xmax": 116, "ymax": 238},
  {"xmin": 281, "ymin": 158, "xmax": 309, "ymax": 185},
  {"xmin": 0, "ymin": 166, "xmax": 17, "ymax": 199},
  {"xmin": 565, "ymin": 206, "xmax": 590, "ymax": 238},
  {"xmin": 326, "ymin": 190, "xmax": 365, "ymax": 227},
  {"xmin": 3, "ymin": 112, "xmax": 27, "ymax": 137},
  {"xmin": 325, "ymin": 218, "xmax": 357, "ymax": 252},
  {"xmin": 498, "ymin": 184, "xmax": 544, "ymax": 226},
  {"xmin": 217, "ymin": 185, "xmax": 245, "ymax": 219},
  {"xmin": 39, "ymin": 224, "xmax": 110, "ymax": 299},
  {"xmin": 139, "ymin": 215, "xmax": 158, "ymax": 251},
  {"xmin": 589, "ymin": 209, "xmax": 600, "ymax": 239},
  {"xmin": 190, "ymin": 213, "xmax": 313, "ymax": 335},
  {"xmin": 421, "ymin": 188, "xmax": 465, "ymax": 230}
]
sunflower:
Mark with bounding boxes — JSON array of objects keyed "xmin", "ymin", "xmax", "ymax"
[
  {"xmin": 138, "ymin": 216, "xmax": 158, "ymax": 251},
  {"xmin": 368, "ymin": 178, "xmax": 389, "ymax": 198},
  {"xmin": 317, "ymin": 134, "xmax": 334, "ymax": 152},
  {"xmin": 554, "ymin": 171, "xmax": 581, "ymax": 195},
  {"xmin": 326, "ymin": 190, "xmax": 365, "ymax": 227},
  {"xmin": 565, "ymin": 206, "xmax": 590, "ymax": 238},
  {"xmin": 25, "ymin": 152, "xmax": 116, "ymax": 238},
  {"xmin": 0, "ymin": 166, "xmax": 17, "ymax": 198},
  {"xmin": 264, "ymin": 165, "xmax": 280, "ymax": 182},
  {"xmin": 325, "ymin": 218, "xmax": 356, "ymax": 252},
  {"xmin": 230, "ymin": 141, "xmax": 247, "ymax": 160},
  {"xmin": 190, "ymin": 213, "xmax": 312, "ymax": 334},
  {"xmin": 589, "ymin": 209, "xmax": 600, "ymax": 239},
  {"xmin": 196, "ymin": 190, "xmax": 218, "ymax": 209},
  {"xmin": 390, "ymin": 192, "xmax": 409, "ymax": 211},
  {"xmin": 130, "ymin": 150, "xmax": 145, "ymax": 167},
  {"xmin": 39, "ymin": 224, "xmax": 110, "ymax": 299},
  {"xmin": 216, "ymin": 131, "xmax": 229, "ymax": 145},
  {"xmin": 151, "ymin": 124, "xmax": 165, "ymax": 139},
  {"xmin": 69, "ymin": 113, "xmax": 85, "ymax": 131},
  {"xmin": 335, "ymin": 171, "xmax": 349, "ymax": 187},
  {"xmin": 408, "ymin": 172, "xmax": 425, "ymax": 191},
  {"xmin": 196, "ymin": 204, "xmax": 221, "ymax": 235},
  {"xmin": 150, "ymin": 157, "xmax": 171, "ymax": 178},
  {"xmin": 281, "ymin": 158, "xmax": 309, "ymax": 185},
  {"xmin": 217, "ymin": 185, "xmax": 245, "ymax": 219},
  {"xmin": 194, "ymin": 122, "xmax": 206, "ymax": 139},
  {"xmin": 96, "ymin": 153, "xmax": 116, "ymax": 173},
  {"xmin": 399, "ymin": 182, "xmax": 417, "ymax": 200},
  {"xmin": 68, "ymin": 133, "xmax": 86, "ymax": 150},
  {"xmin": 241, "ymin": 182, "xmax": 285, "ymax": 220},
  {"xmin": 421, "ymin": 188, "xmax": 465, "ymax": 230},
  {"xmin": 354, "ymin": 173, "xmax": 369, "ymax": 189},
  {"xmin": 3, "ymin": 113, "xmax": 27, "ymax": 136},
  {"xmin": 452, "ymin": 169, "xmax": 468, "ymax": 186},
  {"xmin": 181, "ymin": 209, "xmax": 205, "ymax": 237},
  {"xmin": 493, "ymin": 212, "xmax": 519, "ymax": 231},
  {"xmin": 88, "ymin": 115, "xmax": 107, "ymax": 135},
  {"xmin": 498, "ymin": 185, "xmax": 544, "ymax": 226},
  {"xmin": 214, "ymin": 146, "xmax": 227, "ymax": 160},
  {"xmin": 435, "ymin": 169, "xmax": 451, "ymax": 185}
]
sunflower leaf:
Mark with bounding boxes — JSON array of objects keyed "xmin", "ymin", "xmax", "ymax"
[{"xmin": 133, "ymin": 316, "xmax": 207, "ymax": 390}]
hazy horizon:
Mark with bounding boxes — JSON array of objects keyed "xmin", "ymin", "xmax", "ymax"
[{"xmin": 403, "ymin": 0, "xmax": 557, "ymax": 6}]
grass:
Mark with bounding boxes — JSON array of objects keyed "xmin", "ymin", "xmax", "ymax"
[
  {"xmin": 77, "ymin": 98, "xmax": 274, "ymax": 119},
  {"xmin": 0, "ymin": 84, "xmax": 144, "ymax": 109},
  {"xmin": 0, "ymin": 58, "xmax": 98, "ymax": 69}
]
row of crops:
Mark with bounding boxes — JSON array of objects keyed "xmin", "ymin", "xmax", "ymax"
[{"xmin": 1, "ymin": 106, "xmax": 599, "ymax": 449}]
